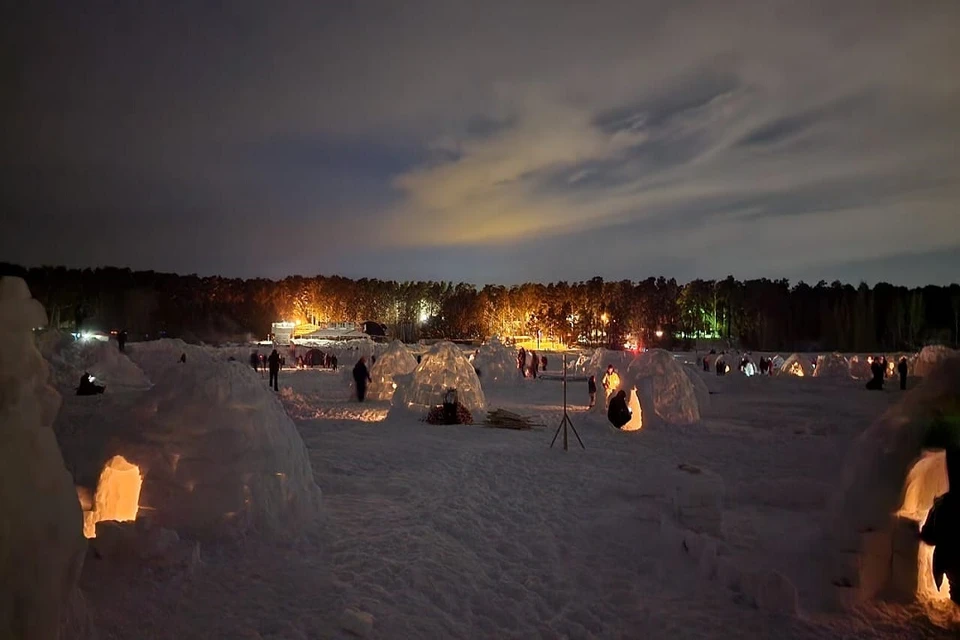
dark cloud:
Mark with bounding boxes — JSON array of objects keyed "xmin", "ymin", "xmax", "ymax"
[{"xmin": 2, "ymin": 0, "xmax": 959, "ymax": 285}]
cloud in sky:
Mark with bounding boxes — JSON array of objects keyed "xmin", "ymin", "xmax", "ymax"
[{"xmin": 2, "ymin": 0, "xmax": 959, "ymax": 285}]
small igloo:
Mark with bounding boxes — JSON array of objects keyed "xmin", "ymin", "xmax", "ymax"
[
  {"xmin": 0, "ymin": 277, "xmax": 86, "ymax": 638},
  {"xmin": 57, "ymin": 341, "xmax": 323, "ymax": 541},
  {"xmin": 914, "ymin": 345, "xmax": 959, "ymax": 378},
  {"xmin": 813, "ymin": 353, "xmax": 850, "ymax": 378},
  {"xmin": 779, "ymin": 353, "xmax": 813, "ymax": 377},
  {"xmin": 367, "ymin": 340, "xmax": 418, "ymax": 401},
  {"xmin": 622, "ymin": 349, "xmax": 701, "ymax": 426},
  {"xmin": 827, "ymin": 357, "xmax": 960, "ymax": 607},
  {"xmin": 393, "ymin": 341, "xmax": 485, "ymax": 414},
  {"xmin": 473, "ymin": 338, "xmax": 522, "ymax": 386}
]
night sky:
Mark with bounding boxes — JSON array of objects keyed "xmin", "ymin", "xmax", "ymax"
[{"xmin": 3, "ymin": 1, "xmax": 959, "ymax": 285}]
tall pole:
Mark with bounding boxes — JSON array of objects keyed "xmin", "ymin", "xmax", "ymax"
[{"xmin": 562, "ymin": 352, "xmax": 568, "ymax": 451}]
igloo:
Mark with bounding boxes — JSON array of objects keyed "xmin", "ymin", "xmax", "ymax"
[
  {"xmin": 57, "ymin": 340, "xmax": 323, "ymax": 541},
  {"xmin": 827, "ymin": 357, "xmax": 960, "ymax": 607},
  {"xmin": 0, "ymin": 277, "xmax": 87, "ymax": 639},
  {"xmin": 473, "ymin": 338, "xmax": 522, "ymax": 386},
  {"xmin": 779, "ymin": 353, "xmax": 813, "ymax": 377},
  {"xmin": 813, "ymin": 353, "xmax": 850, "ymax": 378},
  {"xmin": 393, "ymin": 341, "xmax": 485, "ymax": 414},
  {"xmin": 39, "ymin": 330, "xmax": 152, "ymax": 392},
  {"xmin": 914, "ymin": 345, "xmax": 959, "ymax": 378},
  {"xmin": 622, "ymin": 349, "xmax": 701, "ymax": 426},
  {"xmin": 682, "ymin": 367, "xmax": 711, "ymax": 413},
  {"xmin": 367, "ymin": 340, "xmax": 418, "ymax": 401}
]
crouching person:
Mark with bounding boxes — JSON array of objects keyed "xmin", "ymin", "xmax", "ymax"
[
  {"xmin": 920, "ymin": 448, "xmax": 960, "ymax": 605},
  {"xmin": 607, "ymin": 390, "xmax": 632, "ymax": 430}
]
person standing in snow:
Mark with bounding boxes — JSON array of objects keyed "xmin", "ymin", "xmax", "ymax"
[
  {"xmin": 898, "ymin": 357, "xmax": 909, "ymax": 391},
  {"xmin": 250, "ymin": 352, "xmax": 259, "ymax": 372},
  {"xmin": 267, "ymin": 349, "xmax": 281, "ymax": 391},
  {"xmin": 588, "ymin": 375, "xmax": 597, "ymax": 408},
  {"xmin": 541, "ymin": 355, "xmax": 548, "ymax": 372},
  {"xmin": 117, "ymin": 329, "xmax": 128, "ymax": 353},
  {"xmin": 919, "ymin": 448, "xmax": 960, "ymax": 605},
  {"xmin": 518, "ymin": 347, "xmax": 527, "ymax": 375},
  {"xmin": 353, "ymin": 357, "xmax": 372, "ymax": 402},
  {"xmin": 529, "ymin": 350, "xmax": 538, "ymax": 378},
  {"xmin": 601, "ymin": 364, "xmax": 620, "ymax": 406}
]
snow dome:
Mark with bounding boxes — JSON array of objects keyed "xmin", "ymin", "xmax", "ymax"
[
  {"xmin": 0, "ymin": 277, "xmax": 86, "ymax": 639},
  {"xmin": 622, "ymin": 348, "xmax": 701, "ymax": 426},
  {"xmin": 56, "ymin": 340, "xmax": 323, "ymax": 541},
  {"xmin": 813, "ymin": 353, "xmax": 849, "ymax": 378},
  {"xmin": 914, "ymin": 345, "xmax": 959, "ymax": 378},
  {"xmin": 473, "ymin": 337, "xmax": 521, "ymax": 386},
  {"xmin": 779, "ymin": 353, "xmax": 813, "ymax": 377},
  {"xmin": 393, "ymin": 341, "xmax": 485, "ymax": 414},
  {"xmin": 367, "ymin": 340, "xmax": 418, "ymax": 401},
  {"xmin": 828, "ymin": 357, "xmax": 960, "ymax": 606}
]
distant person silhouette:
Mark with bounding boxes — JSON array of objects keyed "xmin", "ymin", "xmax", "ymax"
[
  {"xmin": 353, "ymin": 357, "xmax": 372, "ymax": 402},
  {"xmin": 268, "ymin": 349, "xmax": 281, "ymax": 391}
]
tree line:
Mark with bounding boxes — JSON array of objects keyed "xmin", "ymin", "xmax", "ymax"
[{"xmin": 2, "ymin": 263, "xmax": 958, "ymax": 352}]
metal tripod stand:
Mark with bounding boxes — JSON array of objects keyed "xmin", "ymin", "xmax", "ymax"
[{"xmin": 550, "ymin": 351, "xmax": 585, "ymax": 451}]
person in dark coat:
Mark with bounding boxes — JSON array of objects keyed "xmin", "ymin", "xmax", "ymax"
[
  {"xmin": 117, "ymin": 329, "xmax": 128, "ymax": 353},
  {"xmin": 353, "ymin": 357, "xmax": 372, "ymax": 402},
  {"xmin": 919, "ymin": 448, "xmax": 960, "ymax": 604},
  {"xmin": 541, "ymin": 355, "xmax": 548, "ymax": 372},
  {"xmin": 898, "ymin": 357, "xmax": 909, "ymax": 391},
  {"xmin": 529, "ymin": 350, "xmax": 538, "ymax": 379},
  {"xmin": 331, "ymin": 355, "xmax": 339, "ymax": 371},
  {"xmin": 866, "ymin": 358, "xmax": 884, "ymax": 390},
  {"xmin": 250, "ymin": 352, "xmax": 259, "ymax": 371},
  {"xmin": 179, "ymin": 353, "xmax": 186, "ymax": 364},
  {"xmin": 607, "ymin": 390, "xmax": 632, "ymax": 429},
  {"xmin": 267, "ymin": 349, "xmax": 281, "ymax": 391},
  {"xmin": 588, "ymin": 375, "xmax": 597, "ymax": 408},
  {"xmin": 76, "ymin": 372, "xmax": 105, "ymax": 395},
  {"xmin": 703, "ymin": 356, "xmax": 710, "ymax": 372},
  {"xmin": 518, "ymin": 347, "xmax": 527, "ymax": 374}
]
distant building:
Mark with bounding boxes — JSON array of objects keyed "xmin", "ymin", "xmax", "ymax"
[{"xmin": 271, "ymin": 322, "xmax": 297, "ymax": 345}]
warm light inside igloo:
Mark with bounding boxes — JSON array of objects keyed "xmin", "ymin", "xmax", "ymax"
[
  {"xmin": 621, "ymin": 387, "xmax": 643, "ymax": 431},
  {"xmin": 897, "ymin": 451, "xmax": 951, "ymax": 602},
  {"xmin": 786, "ymin": 361, "xmax": 805, "ymax": 377},
  {"xmin": 82, "ymin": 455, "xmax": 143, "ymax": 538}
]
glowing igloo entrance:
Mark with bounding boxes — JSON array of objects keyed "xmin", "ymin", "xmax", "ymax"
[
  {"xmin": 896, "ymin": 451, "xmax": 951, "ymax": 602},
  {"xmin": 80, "ymin": 455, "xmax": 143, "ymax": 538}
]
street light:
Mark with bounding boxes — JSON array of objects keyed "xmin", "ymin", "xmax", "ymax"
[{"xmin": 655, "ymin": 329, "xmax": 664, "ymax": 339}]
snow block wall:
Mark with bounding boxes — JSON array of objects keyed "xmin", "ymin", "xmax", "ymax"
[
  {"xmin": 914, "ymin": 345, "xmax": 959, "ymax": 378},
  {"xmin": 624, "ymin": 349, "xmax": 701, "ymax": 425},
  {"xmin": 827, "ymin": 357, "xmax": 960, "ymax": 606},
  {"xmin": 58, "ymin": 340, "xmax": 323, "ymax": 541},
  {"xmin": 0, "ymin": 277, "xmax": 87, "ymax": 640},
  {"xmin": 472, "ymin": 338, "xmax": 522, "ymax": 386},
  {"xmin": 813, "ymin": 353, "xmax": 849, "ymax": 378},
  {"xmin": 393, "ymin": 341, "xmax": 485, "ymax": 414},
  {"xmin": 367, "ymin": 341, "xmax": 418, "ymax": 401}
]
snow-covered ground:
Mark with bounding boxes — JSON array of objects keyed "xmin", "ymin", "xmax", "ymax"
[{"xmin": 61, "ymin": 345, "xmax": 959, "ymax": 639}]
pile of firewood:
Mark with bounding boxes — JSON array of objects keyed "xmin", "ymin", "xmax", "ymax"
[
  {"xmin": 425, "ymin": 402, "xmax": 473, "ymax": 425},
  {"xmin": 483, "ymin": 409, "xmax": 542, "ymax": 430}
]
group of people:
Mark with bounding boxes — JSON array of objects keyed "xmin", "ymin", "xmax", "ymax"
[
  {"xmin": 516, "ymin": 347, "xmax": 548, "ymax": 379},
  {"xmin": 250, "ymin": 350, "xmax": 282, "ymax": 391},
  {"xmin": 866, "ymin": 355, "xmax": 909, "ymax": 391},
  {"xmin": 294, "ymin": 351, "xmax": 340, "ymax": 371}
]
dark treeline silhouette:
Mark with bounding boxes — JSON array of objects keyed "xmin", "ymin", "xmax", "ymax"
[{"xmin": 2, "ymin": 263, "xmax": 958, "ymax": 351}]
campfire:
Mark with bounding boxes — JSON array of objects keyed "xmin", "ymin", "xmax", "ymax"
[{"xmin": 79, "ymin": 455, "xmax": 143, "ymax": 538}]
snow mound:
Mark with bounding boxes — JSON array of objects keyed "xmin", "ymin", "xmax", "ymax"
[
  {"xmin": 814, "ymin": 353, "xmax": 849, "ymax": 378},
  {"xmin": 39, "ymin": 331, "xmax": 152, "ymax": 392},
  {"xmin": 682, "ymin": 366, "xmax": 711, "ymax": 413},
  {"xmin": 60, "ymin": 340, "xmax": 323, "ymax": 540},
  {"xmin": 624, "ymin": 349, "xmax": 700, "ymax": 425},
  {"xmin": 914, "ymin": 344, "xmax": 959, "ymax": 378},
  {"xmin": 367, "ymin": 341, "xmax": 418, "ymax": 401},
  {"xmin": 393, "ymin": 341, "xmax": 485, "ymax": 415},
  {"xmin": 0, "ymin": 277, "xmax": 86, "ymax": 638},
  {"xmin": 472, "ymin": 337, "xmax": 521, "ymax": 386},
  {"xmin": 778, "ymin": 353, "xmax": 812, "ymax": 377}
]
